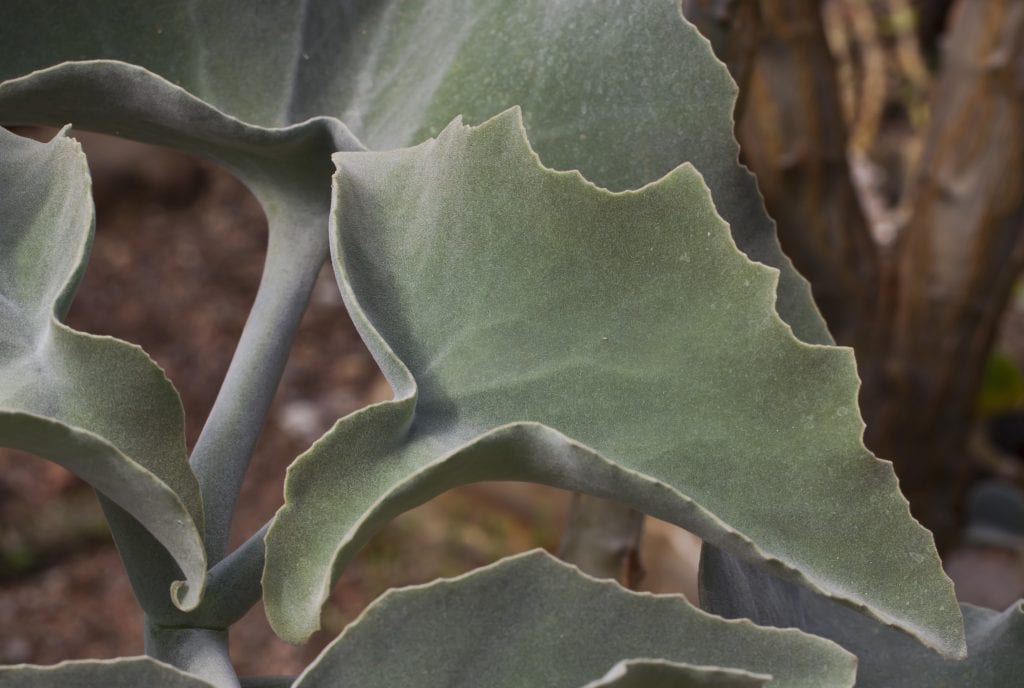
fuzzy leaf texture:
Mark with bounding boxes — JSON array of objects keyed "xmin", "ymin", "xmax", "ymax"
[
  {"xmin": 292, "ymin": 552, "xmax": 852, "ymax": 688},
  {"xmin": 0, "ymin": 553, "xmax": 850, "ymax": 688},
  {"xmin": 0, "ymin": 127, "xmax": 206, "ymax": 610},
  {"xmin": 581, "ymin": 660, "xmax": 770, "ymax": 688},
  {"xmin": 0, "ymin": 0, "xmax": 967, "ymax": 670},
  {"xmin": 0, "ymin": 658, "xmax": 217, "ymax": 688},
  {"xmin": 264, "ymin": 108, "xmax": 961, "ymax": 657},
  {"xmin": 700, "ymin": 545, "xmax": 1024, "ymax": 686}
]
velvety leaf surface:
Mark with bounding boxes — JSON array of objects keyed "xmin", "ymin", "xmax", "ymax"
[
  {"xmin": 0, "ymin": 658, "xmax": 215, "ymax": 688},
  {"xmin": 0, "ymin": 56, "xmax": 364, "ymax": 580},
  {"xmin": 0, "ymin": 0, "xmax": 833, "ymax": 577},
  {"xmin": 292, "ymin": 551, "xmax": 852, "ymax": 688},
  {"xmin": 0, "ymin": 127, "xmax": 206, "ymax": 610},
  {"xmin": 0, "ymin": 0, "xmax": 957, "ymax": 657},
  {"xmin": 288, "ymin": 0, "xmax": 830, "ymax": 343},
  {"xmin": 0, "ymin": 0, "xmax": 826, "ymax": 344},
  {"xmin": 263, "ymin": 111, "xmax": 961, "ymax": 656},
  {"xmin": 0, "ymin": 37, "xmax": 361, "ymax": 575},
  {"xmin": 582, "ymin": 660, "xmax": 771, "ymax": 688},
  {"xmin": 700, "ymin": 545, "xmax": 1024, "ymax": 686}
]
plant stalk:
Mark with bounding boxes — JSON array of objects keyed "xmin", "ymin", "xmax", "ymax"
[
  {"xmin": 189, "ymin": 205, "xmax": 328, "ymax": 564},
  {"xmin": 145, "ymin": 621, "xmax": 239, "ymax": 688}
]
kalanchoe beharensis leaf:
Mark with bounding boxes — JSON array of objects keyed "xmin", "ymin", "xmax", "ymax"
[
  {"xmin": 0, "ymin": 127, "xmax": 205, "ymax": 611},
  {"xmin": 581, "ymin": 660, "xmax": 771, "ymax": 688},
  {"xmin": 0, "ymin": 0, "xmax": 959, "ymax": 661},
  {"xmin": 700, "ymin": 545, "xmax": 1024, "ymax": 686},
  {"xmin": 0, "ymin": 36, "xmax": 362, "ymax": 570},
  {"xmin": 0, "ymin": 657, "xmax": 216, "ymax": 688},
  {"xmin": 0, "ymin": 0, "xmax": 838, "ymax": 605},
  {"xmin": 0, "ymin": 0, "xmax": 825, "ymax": 345},
  {"xmin": 288, "ymin": 0, "xmax": 831, "ymax": 345},
  {"xmin": 262, "ymin": 109, "xmax": 963, "ymax": 658},
  {"xmin": 292, "ymin": 551, "xmax": 852, "ymax": 688}
]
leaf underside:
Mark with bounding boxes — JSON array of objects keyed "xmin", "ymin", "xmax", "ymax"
[
  {"xmin": 700, "ymin": 545, "xmax": 1024, "ymax": 686},
  {"xmin": 293, "ymin": 551, "xmax": 852, "ymax": 688},
  {"xmin": 0, "ymin": 0, "xmax": 966, "ymax": 667}
]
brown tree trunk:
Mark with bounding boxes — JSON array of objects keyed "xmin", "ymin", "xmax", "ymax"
[
  {"xmin": 861, "ymin": 0, "xmax": 1024, "ymax": 548},
  {"xmin": 693, "ymin": 0, "xmax": 1024, "ymax": 549},
  {"xmin": 681, "ymin": 0, "xmax": 763, "ymax": 118},
  {"xmin": 913, "ymin": 0, "xmax": 957, "ymax": 65},
  {"xmin": 731, "ymin": 0, "xmax": 881, "ymax": 349},
  {"xmin": 566, "ymin": 0, "xmax": 1024, "ymax": 566}
]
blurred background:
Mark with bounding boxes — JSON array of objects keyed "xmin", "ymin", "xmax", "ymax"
[{"xmin": 2, "ymin": 0, "xmax": 1023, "ymax": 675}]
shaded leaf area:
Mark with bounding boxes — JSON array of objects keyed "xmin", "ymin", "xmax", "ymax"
[
  {"xmin": 293, "ymin": 551, "xmax": 852, "ymax": 688},
  {"xmin": 0, "ymin": 127, "xmax": 206, "ymax": 610},
  {"xmin": 0, "ymin": 657, "xmax": 214, "ymax": 688},
  {"xmin": 0, "ymin": 0, "xmax": 824, "ymax": 345},
  {"xmin": 263, "ymin": 111, "xmax": 960, "ymax": 656},
  {"xmin": 583, "ymin": 660, "xmax": 770, "ymax": 688},
  {"xmin": 700, "ymin": 545, "xmax": 1024, "ymax": 686}
]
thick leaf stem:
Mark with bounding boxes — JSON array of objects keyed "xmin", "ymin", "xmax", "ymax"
[
  {"xmin": 145, "ymin": 622, "xmax": 239, "ymax": 688},
  {"xmin": 190, "ymin": 208, "xmax": 328, "ymax": 564},
  {"xmin": 192, "ymin": 523, "xmax": 268, "ymax": 629}
]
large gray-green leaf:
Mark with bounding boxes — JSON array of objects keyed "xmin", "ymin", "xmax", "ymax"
[
  {"xmin": 0, "ymin": 59, "xmax": 362, "ymax": 582},
  {"xmin": 0, "ymin": 0, "xmax": 831, "ymax": 600},
  {"xmin": 263, "ymin": 110, "xmax": 961, "ymax": 656},
  {"xmin": 288, "ymin": 0, "xmax": 830, "ymax": 343},
  {"xmin": 0, "ymin": 126, "xmax": 205, "ymax": 610},
  {"xmin": 0, "ymin": 657, "xmax": 215, "ymax": 688},
  {"xmin": 0, "ymin": 50, "xmax": 360, "ymax": 579},
  {"xmin": 293, "ymin": 551, "xmax": 852, "ymax": 688},
  {"xmin": 0, "ymin": 0, "xmax": 933, "ymax": 652},
  {"xmin": 700, "ymin": 545, "xmax": 1024, "ymax": 686},
  {"xmin": 0, "ymin": 0, "xmax": 824, "ymax": 344},
  {"xmin": 583, "ymin": 660, "xmax": 771, "ymax": 688}
]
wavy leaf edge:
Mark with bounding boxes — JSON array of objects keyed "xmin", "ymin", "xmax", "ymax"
[{"xmin": 259, "ymin": 108, "xmax": 963, "ymax": 659}]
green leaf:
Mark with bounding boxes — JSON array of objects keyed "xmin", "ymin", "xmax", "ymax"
[
  {"xmin": 289, "ymin": 0, "xmax": 830, "ymax": 344},
  {"xmin": 293, "ymin": 551, "xmax": 852, "ymax": 688},
  {"xmin": 0, "ymin": 2, "xmax": 831, "ymax": 576},
  {"xmin": 0, "ymin": 0, "xmax": 955, "ymax": 656},
  {"xmin": 582, "ymin": 660, "xmax": 771, "ymax": 688},
  {"xmin": 0, "ymin": 0, "xmax": 825, "ymax": 345},
  {"xmin": 0, "ymin": 657, "xmax": 215, "ymax": 688},
  {"xmin": 263, "ymin": 110, "xmax": 962, "ymax": 657},
  {"xmin": 0, "ymin": 56, "xmax": 361, "ymax": 568},
  {"xmin": 700, "ymin": 545, "xmax": 1024, "ymax": 686},
  {"xmin": 0, "ymin": 127, "xmax": 205, "ymax": 611}
]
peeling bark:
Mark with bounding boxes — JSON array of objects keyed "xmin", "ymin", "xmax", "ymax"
[
  {"xmin": 862, "ymin": 0, "xmax": 1024, "ymax": 547},
  {"xmin": 732, "ymin": 0, "xmax": 880, "ymax": 348}
]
